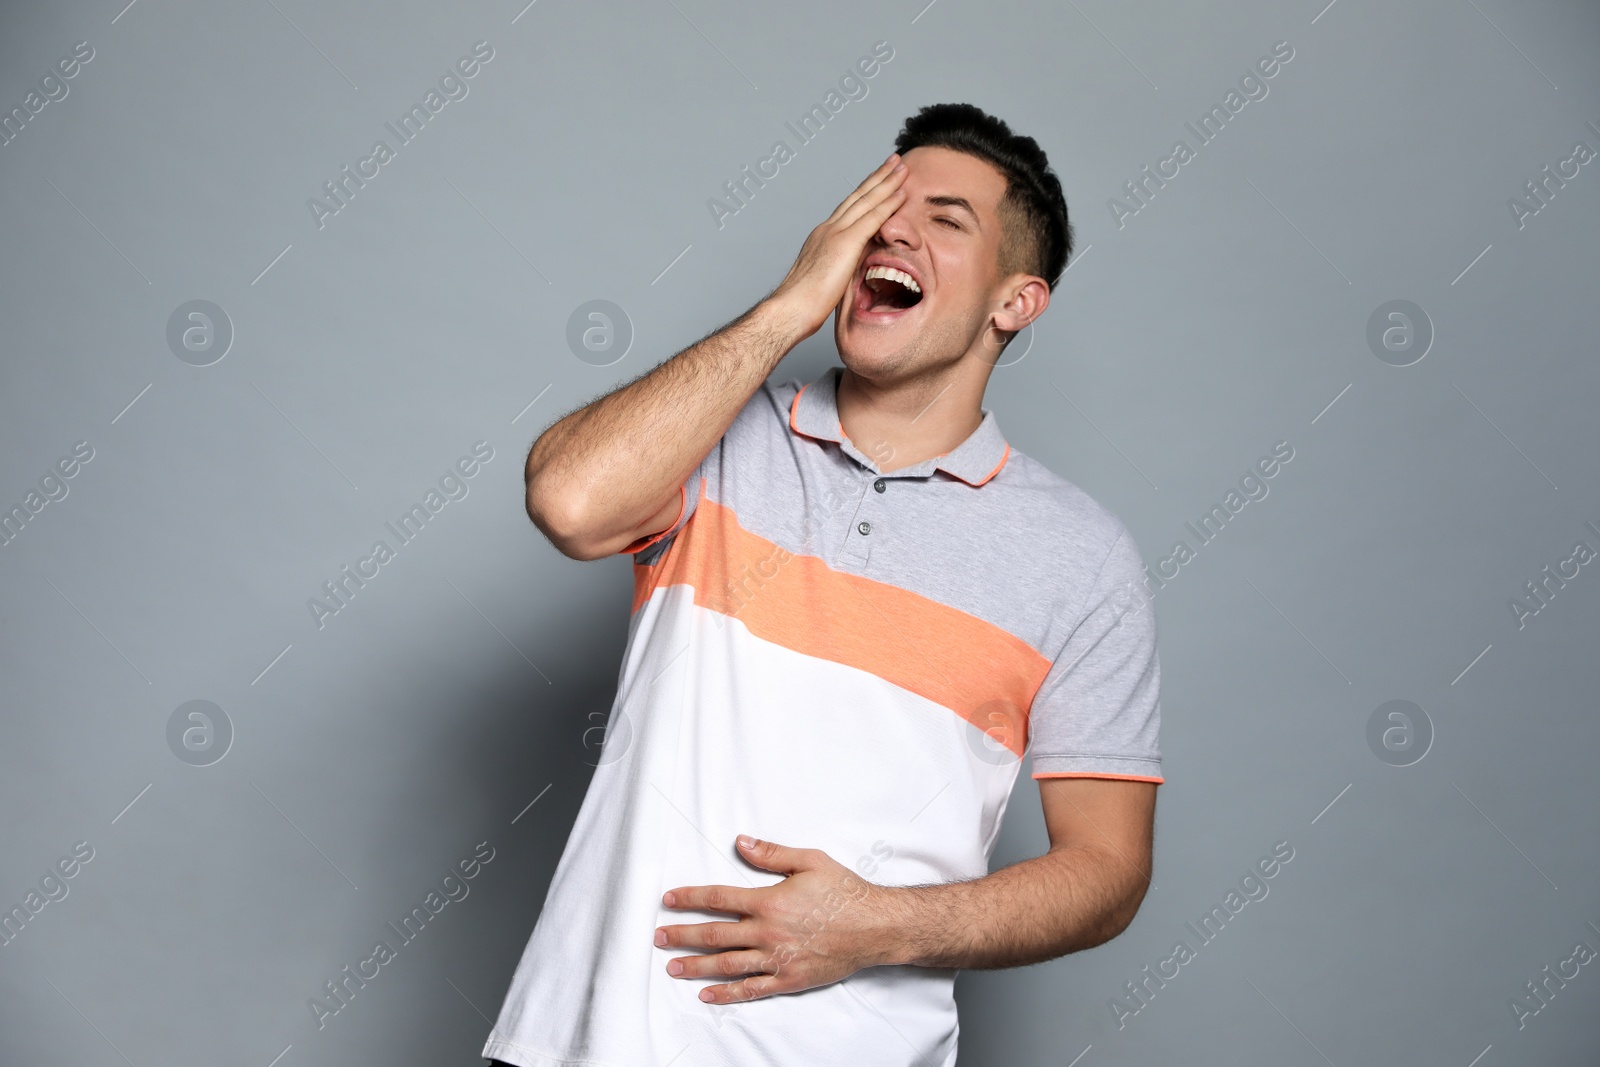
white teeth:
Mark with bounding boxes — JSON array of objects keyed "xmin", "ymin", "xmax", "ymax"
[{"xmin": 864, "ymin": 265, "xmax": 921, "ymax": 293}]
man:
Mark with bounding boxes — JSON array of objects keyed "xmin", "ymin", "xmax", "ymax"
[{"xmin": 483, "ymin": 102, "xmax": 1163, "ymax": 1067}]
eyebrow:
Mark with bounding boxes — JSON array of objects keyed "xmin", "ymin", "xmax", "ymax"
[{"xmin": 923, "ymin": 194, "xmax": 980, "ymax": 228}]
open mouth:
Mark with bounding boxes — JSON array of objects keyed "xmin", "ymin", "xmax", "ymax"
[{"xmin": 854, "ymin": 265, "xmax": 924, "ymax": 318}]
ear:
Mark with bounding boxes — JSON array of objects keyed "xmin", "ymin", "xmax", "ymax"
[{"xmin": 991, "ymin": 275, "xmax": 1050, "ymax": 335}]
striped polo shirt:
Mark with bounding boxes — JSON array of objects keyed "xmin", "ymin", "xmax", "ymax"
[{"xmin": 483, "ymin": 365, "xmax": 1163, "ymax": 1067}]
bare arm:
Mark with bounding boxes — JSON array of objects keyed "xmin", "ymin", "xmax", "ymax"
[
  {"xmin": 526, "ymin": 153, "xmax": 910, "ymax": 561},
  {"xmin": 876, "ymin": 777, "xmax": 1157, "ymax": 969},
  {"xmin": 525, "ymin": 303, "xmax": 796, "ymax": 560}
]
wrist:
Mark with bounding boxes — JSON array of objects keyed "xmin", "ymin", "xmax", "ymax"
[
  {"xmin": 864, "ymin": 884, "xmax": 917, "ymax": 968},
  {"xmin": 754, "ymin": 292, "xmax": 818, "ymax": 347}
]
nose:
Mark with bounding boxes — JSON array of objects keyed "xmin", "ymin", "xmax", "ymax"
[{"xmin": 873, "ymin": 199, "xmax": 918, "ymax": 249}]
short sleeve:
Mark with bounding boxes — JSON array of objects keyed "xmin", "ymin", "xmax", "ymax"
[{"xmin": 1028, "ymin": 526, "xmax": 1164, "ymax": 783}]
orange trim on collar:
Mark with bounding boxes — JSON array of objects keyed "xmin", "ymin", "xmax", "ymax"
[
  {"xmin": 972, "ymin": 443, "xmax": 1011, "ymax": 487},
  {"xmin": 788, "ymin": 382, "xmax": 810, "ymax": 436}
]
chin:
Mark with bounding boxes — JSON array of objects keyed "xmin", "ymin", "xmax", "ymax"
[
  {"xmin": 838, "ymin": 313, "xmax": 978, "ymax": 388},
  {"xmin": 835, "ymin": 329, "xmax": 915, "ymax": 381}
]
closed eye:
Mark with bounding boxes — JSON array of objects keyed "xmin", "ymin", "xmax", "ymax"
[{"xmin": 935, "ymin": 217, "xmax": 961, "ymax": 229}]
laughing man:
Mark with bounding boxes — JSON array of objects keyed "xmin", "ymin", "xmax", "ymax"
[{"xmin": 483, "ymin": 102, "xmax": 1164, "ymax": 1067}]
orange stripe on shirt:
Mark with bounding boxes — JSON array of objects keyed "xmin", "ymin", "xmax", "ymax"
[
  {"xmin": 1033, "ymin": 772, "xmax": 1165, "ymax": 783},
  {"xmin": 633, "ymin": 478, "xmax": 1049, "ymax": 755}
]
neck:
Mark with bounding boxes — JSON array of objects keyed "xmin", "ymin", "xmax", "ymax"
[{"xmin": 835, "ymin": 361, "xmax": 987, "ymax": 473}]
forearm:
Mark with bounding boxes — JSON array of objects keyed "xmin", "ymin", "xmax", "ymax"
[
  {"xmin": 874, "ymin": 844, "xmax": 1146, "ymax": 971},
  {"xmin": 526, "ymin": 296, "xmax": 803, "ymax": 549}
]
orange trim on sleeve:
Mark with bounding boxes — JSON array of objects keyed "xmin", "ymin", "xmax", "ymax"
[
  {"xmin": 1032, "ymin": 771, "xmax": 1164, "ymax": 783},
  {"xmin": 618, "ymin": 483, "xmax": 688, "ymax": 555},
  {"xmin": 632, "ymin": 481, "xmax": 1048, "ymax": 755}
]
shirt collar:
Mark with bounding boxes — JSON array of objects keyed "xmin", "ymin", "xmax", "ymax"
[{"xmin": 787, "ymin": 366, "xmax": 1011, "ymax": 486}]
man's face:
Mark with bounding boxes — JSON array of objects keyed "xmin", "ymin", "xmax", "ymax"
[{"xmin": 834, "ymin": 145, "xmax": 1033, "ymax": 379}]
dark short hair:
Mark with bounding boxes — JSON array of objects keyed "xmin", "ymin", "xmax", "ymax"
[{"xmin": 892, "ymin": 103, "xmax": 1073, "ymax": 290}]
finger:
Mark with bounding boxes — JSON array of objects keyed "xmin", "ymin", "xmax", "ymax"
[
  {"xmin": 735, "ymin": 836, "xmax": 815, "ymax": 875},
  {"xmin": 827, "ymin": 154, "xmax": 905, "ymax": 223},
  {"xmin": 662, "ymin": 883, "xmax": 761, "ymax": 915},
  {"xmin": 666, "ymin": 948, "xmax": 775, "ymax": 980},
  {"xmin": 699, "ymin": 972, "xmax": 792, "ymax": 1004},
  {"xmin": 826, "ymin": 153, "xmax": 900, "ymax": 220},
  {"xmin": 657, "ymin": 919, "xmax": 757, "ymax": 951},
  {"xmin": 834, "ymin": 173, "xmax": 908, "ymax": 233}
]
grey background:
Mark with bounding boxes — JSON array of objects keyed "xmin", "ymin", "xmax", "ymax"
[{"xmin": 2, "ymin": 0, "xmax": 1597, "ymax": 1064}]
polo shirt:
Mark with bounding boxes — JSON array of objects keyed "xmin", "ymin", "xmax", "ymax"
[{"xmin": 483, "ymin": 364, "xmax": 1163, "ymax": 1067}]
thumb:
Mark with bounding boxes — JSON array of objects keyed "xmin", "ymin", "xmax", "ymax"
[{"xmin": 736, "ymin": 835, "xmax": 809, "ymax": 874}]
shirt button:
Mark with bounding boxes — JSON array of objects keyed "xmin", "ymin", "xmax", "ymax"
[
  {"xmin": 857, "ymin": 521, "xmax": 872, "ymax": 535},
  {"xmin": 873, "ymin": 478, "xmax": 886, "ymax": 493}
]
